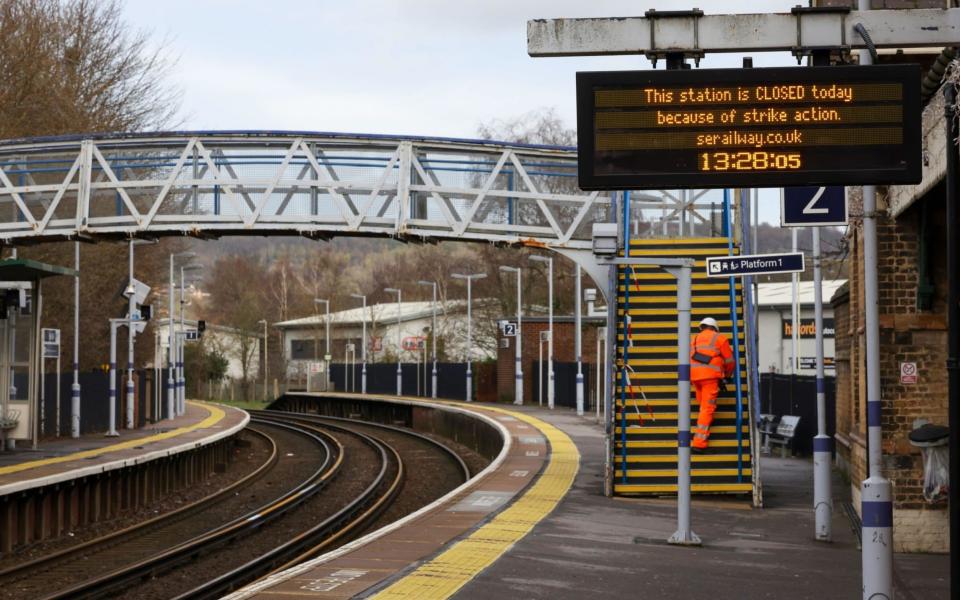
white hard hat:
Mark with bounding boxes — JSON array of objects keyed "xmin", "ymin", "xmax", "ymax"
[{"xmin": 699, "ymin": 317, "xmax": 719, "ymax": 329}]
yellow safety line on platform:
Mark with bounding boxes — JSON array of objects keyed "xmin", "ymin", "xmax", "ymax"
[
  {"xmin": 371, "ymin": 407, "xmax": 579, "ymax": 600},
  {"xmin": 0, "ymin": 401, "xmax": 224, "ymax": 477}
]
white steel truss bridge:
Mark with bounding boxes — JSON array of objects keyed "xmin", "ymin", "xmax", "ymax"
[{"xmin": 0, "ymin": 131, "xmax": 723, "ymax": 248}]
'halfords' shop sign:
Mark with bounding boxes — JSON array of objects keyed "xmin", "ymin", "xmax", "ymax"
[{"xmin": 782, "ymin": 318, "xmax": 835, "ymax": 339}]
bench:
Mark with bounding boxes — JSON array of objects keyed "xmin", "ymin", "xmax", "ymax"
[
  {"xmin": 768, "ymin": 415, "xmax": 801, "ymax": 458},
  {"xmin": 757, "ymin": 414, "xmax": 778, "ymax": 453}
]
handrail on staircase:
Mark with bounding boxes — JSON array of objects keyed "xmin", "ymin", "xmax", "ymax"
[{"xmin": 723, "ymin": 189, "xmax": 745, "ymax": 483}]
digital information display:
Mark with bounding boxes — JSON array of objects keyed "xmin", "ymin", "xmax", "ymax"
[{"xmin": 576, "ymin": 65, "xmax": 921, "ymax": 190}]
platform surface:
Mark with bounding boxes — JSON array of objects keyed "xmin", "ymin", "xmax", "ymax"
[
  {"xmin": 454, "ymin": 406, "xmax": 949, "ymax": 600},
  {"xmin": 0, "ymin": 401, "xmax": 248, "ymax": 495},
  {"xmin": 230, "ymin": 398, "xmax": 948, "ymax": 600},
  {"xmin": 229, "ymin": 395, "xmax": 576, "ymax": 600}
]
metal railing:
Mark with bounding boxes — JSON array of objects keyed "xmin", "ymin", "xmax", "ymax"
[{"xmin": 0, "ymin": 131, "xmax": 720, "ymax": 247}]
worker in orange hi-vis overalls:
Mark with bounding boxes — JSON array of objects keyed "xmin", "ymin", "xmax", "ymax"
[{"xmin": 689, "ymin": 317, "xmax": 735, "ymax": 452}]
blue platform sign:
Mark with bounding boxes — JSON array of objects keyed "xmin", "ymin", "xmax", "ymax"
[
  {"xmin": 706, "ymin": 252, "xmax": 805, "ymax": 278},
  {"xmin": 782, "ymin": 186, "xmax": 847, "ymax": 227}
]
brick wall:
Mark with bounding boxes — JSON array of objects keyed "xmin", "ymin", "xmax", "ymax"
[
  {"xmin": 834, "ymin": 183, "xmax": 949, "ymax": 552},
  {"xmin": 496, "ymin": 318, "xmax": 602, "ymax": 403}
]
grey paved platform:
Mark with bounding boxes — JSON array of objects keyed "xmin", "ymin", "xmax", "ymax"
[{"xmin": 456, "ymin": 406, "xmax": 948, "ymax": 600}]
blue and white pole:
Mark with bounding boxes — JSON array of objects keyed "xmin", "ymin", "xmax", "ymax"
[
  {"xmin": 812, "ymin": 226, "xmax": 832, "ymax": 541},
  {"xmin": 107, "ymin": 320, "xmax": 119, "ymax": 437},
  {"xmin": 861, "ymin": 180, "xmax": 893, "ymax": 598},
  {"xmin": 71, "ymin": 241, "xmax": 81, "ymax": 438},
  {"xmin": 126, "ymin": 241, "xmax": 135, "ymax": 429},
  {"xmin": 668, "ymin": 262, "xmax": 700, "ymax": 546},
  {"xmin": 575, "ymin": 264, "xmax": 584, "ymax": 416},
  {"xmin": 858, "ymin": 3, "xmax": 893, "ymax": 595}
]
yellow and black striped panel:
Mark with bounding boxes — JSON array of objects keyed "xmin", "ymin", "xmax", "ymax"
[{"xmin": 613, "ymin": 238, "xmax": 753, "ymax": 496}]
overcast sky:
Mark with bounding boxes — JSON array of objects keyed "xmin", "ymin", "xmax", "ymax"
[{"xmin": 121, "ymin": 1, "xmax": 807, "ymax": 225}]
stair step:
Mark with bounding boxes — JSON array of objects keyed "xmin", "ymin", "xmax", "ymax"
[
  {"xmin": 615, "ymin": 439, "xmax": 750, "ymax": 449},
  {"xmin": 614, "ymin": 237, "xmax": 754, "ymax": 498},
  {"xmin": 614, "ymin": 483, "xmax": 754, "ymax": 494}
]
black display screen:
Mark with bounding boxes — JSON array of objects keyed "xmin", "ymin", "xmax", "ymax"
[{"xmin": 576, "ymin": 65, "xmax": 921, "ymax": 190}]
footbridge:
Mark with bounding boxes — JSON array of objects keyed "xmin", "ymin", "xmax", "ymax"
[{"xmin": 0, "ymin": 131, "xmax": 718, "ymax": 248}]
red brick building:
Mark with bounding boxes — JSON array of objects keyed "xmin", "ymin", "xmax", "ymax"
[
  {"xmin": 495, "ymin": 316, "xmax": 605, "ymax": 406},
  {"xmin": 831, "ymin": 71, "xmax": 954, "ymax": 552}
]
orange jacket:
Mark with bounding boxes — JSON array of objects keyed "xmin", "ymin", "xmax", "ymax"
[{"xmin": 690, "ymin": 329, "xmax": 735, "ymax": 382}]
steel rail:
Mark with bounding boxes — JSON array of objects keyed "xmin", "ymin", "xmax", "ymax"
[
  {"xmin": 0, "ymin": 426, "xmax": 278, "ymax": 583},
  {"xmin": 174, "ymin": 412, "xmax": 404, "ymax": 600},
  {"xmin": 276, "ymin": 410, "xmax": 472, "ymax": 484},
  {"xmin": 38, "ymin": 417, "xmax": 339, "ymax": 600}
]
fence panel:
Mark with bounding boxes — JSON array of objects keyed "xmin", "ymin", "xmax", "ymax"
[{"xmin": 758, "ymin": 373, "xmax": 836, "ymax": 455}]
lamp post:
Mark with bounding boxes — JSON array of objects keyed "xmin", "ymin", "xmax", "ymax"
[
  {"xmin": 530, "ymin": 255, "xmax": 554, "ymax": 409},
  {"xmin": 169, "ymin": 251, "xmax": 195, "ymax": 419},
  {"xmin": 257, "ymin": 319, "xmax": 268, "ymax": 402},
  {"xmin": 499, "ymin": 266, "xmax": 523, "ymax": 406},
  {"xmin": 179, "ymin": 264, "xmax": 202, "ymax": 414},
  {"xmin": 126, "ymin": 241, "xmax": 135, "ymax": 429},
  {"xmin": 384, "ymin": 288, "xmax": 402, "ymax": 395},
  {"xmin": 575, "ymin": 264, "xmax": 584, "ymax": 416},
  {"xmin": 314, "ymin": 299, "xmax": 330, "ymax": 391},
  {"xmin": 350, "ymin": 293, "xmax": 367, "ymax": 394},
  {"xmin": 71, "ymin": 242, "xmax": 80, "ymax": 438},
  {"xmin": 417, "ymin": 280, "xmax": 438, "ymax": 399},
  {"xmin": 452, "ymin": 273, "xmax": 486, "ymax": 403}
]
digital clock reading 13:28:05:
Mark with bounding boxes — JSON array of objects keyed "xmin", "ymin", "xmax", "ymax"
[
  {"xmin": 700, "ymin": 151, "xmax": 801, "ymax": 172},
  {"xmin": 576, "ymin": 64, "xmax": 921, "ymax": 190}
]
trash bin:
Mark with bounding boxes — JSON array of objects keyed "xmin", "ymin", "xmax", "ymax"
[{"xmin": 908, "ymin": 423, "xmax": 949, "ymax": 503}]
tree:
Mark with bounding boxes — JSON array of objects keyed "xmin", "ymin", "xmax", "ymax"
[
  {"xmin": 184, "ymin": 340, "xmax": 228, "ymax": 399},
  {"xmin": 0, "ymin": 0, "xmax": 181, "ymax": 371},
  {"xmin": 201, "ymin": 254, "xmax": 270, "ymax": 400},
  {"xmin": 0, "ymin": 0, "xmax": 179, "ymax": 139}
]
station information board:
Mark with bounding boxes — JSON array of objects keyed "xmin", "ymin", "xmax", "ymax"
[{"xmin": 576, "ymin": 64, "xmax": 921, "ymax": 190}]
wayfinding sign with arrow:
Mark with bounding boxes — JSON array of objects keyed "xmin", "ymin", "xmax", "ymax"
[
  {"xmin": 706, "ymin": 252, "xmax": 805, "ymax": 278},
  {"xmin": 782, "ymin": 186, "xmax": 847, "ymax": 227}
]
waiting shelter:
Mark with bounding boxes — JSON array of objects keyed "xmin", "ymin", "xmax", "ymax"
[{"xmin": 0, "ymin": 258, "xmax": 77, "ymax": 450}]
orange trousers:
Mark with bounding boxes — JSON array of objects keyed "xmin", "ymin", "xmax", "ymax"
[{"xmin": 692, "ymin": 378, "xmax": 720, "ymax": 449}]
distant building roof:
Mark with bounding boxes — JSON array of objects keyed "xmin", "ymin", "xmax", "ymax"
[
  {"xmin": 274, "ymin": 300, "xmax": 476, "ymax": 329},
  {"xmin": 757, "ymin": 280, "xmax": 847, "ymax": 308}
]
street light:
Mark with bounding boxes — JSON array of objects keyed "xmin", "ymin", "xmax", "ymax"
[
  {"xmin": 257, "ymin": 319, "xmax": 268, "ymax": 402},
  {"xmin": 451, "ymin": 273, "xmax": 486, "ymax": 403},
  {"xmin": 417, "ymin": 280, "xmax": 438, "ymax": 399},
  {"xmin": 529, "ymin": 255, "xmax": 554, "ymax": 409},
  {"xmin": 349, "ymin": 293, "xmax": 367, "ymax": 394},
  {"xmin": 499, "ymin": 266, "xmax": 523, "ymax": 406},
  {"xmin": 169, "ymin": 251, "xmax": 195, "ymax": 419},
  {"xmin": 314, "ymin": 299, "xmax": 331, "ymax": 391},
  {"xmin": 384, "ymin": 288, "xmax": 402, "ymax": 395}
]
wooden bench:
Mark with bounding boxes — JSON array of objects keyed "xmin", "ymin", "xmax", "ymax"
[{"xmin": 768, "ymin": 415, "xmax": 801, "ymax": 457}]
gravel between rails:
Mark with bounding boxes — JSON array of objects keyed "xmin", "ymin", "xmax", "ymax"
[
  {"xmin": 115, "ymin": 421, "xmax": 382, "ymax": 600},
  {"xmin": 0, "ymin": 423, "xmax": 322, "ymax": 600},
  {"xmin": 0, "ymin": 429, "xmax": 271, "ymax": 571}
]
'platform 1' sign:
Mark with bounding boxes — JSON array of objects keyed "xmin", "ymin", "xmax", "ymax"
[
  {"xmin": 782, "ymin": 186, "xmax": 847, "ymax": 227},
  {"xmin": 706, "ymin": 252, "xmax": 805, "ymax": 278}
]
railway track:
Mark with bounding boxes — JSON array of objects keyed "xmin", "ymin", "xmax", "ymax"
[
  {"xmin": 0, "ymin": 409, "xmax": 470, "ymax": 600},
  {"xmin": 0, "ymin": 417, "xmax": 335, "ymax": 600}
]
